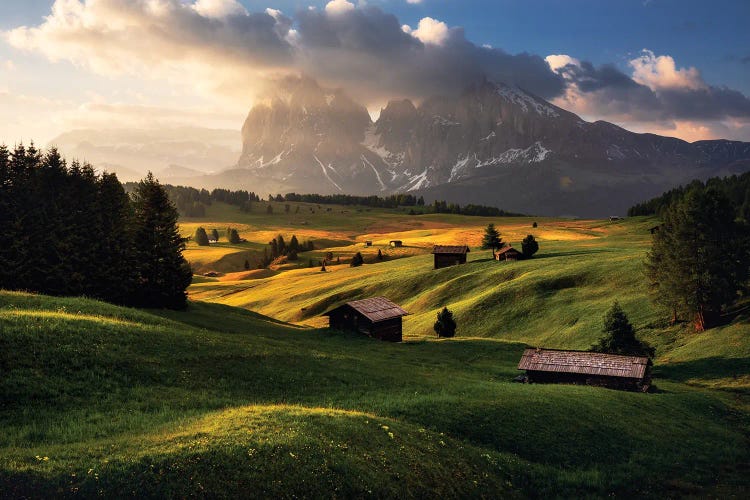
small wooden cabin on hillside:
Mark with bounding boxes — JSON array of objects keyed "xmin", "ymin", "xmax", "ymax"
[
  {"xmin": 496, "ymin": 246, "xmax": 521, "ymax": 261},
  {"xmin": 389, "ymin": 240, "xmax": 403, "ymax": 248},
  {"xmin": 517, "ymin": 348, "xmax": 651, "ymax": 391},
  {"xmin": 324, "ymin": 297, "xmax": 409, "ymax": 342},
  {"xmin": 431, "ymin": 245, "xmax": 470, "ymax": 269}
]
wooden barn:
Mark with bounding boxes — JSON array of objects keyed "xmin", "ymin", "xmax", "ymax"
[
  {"xmin": 389, "ymin": 240, "xmax": 403, "ymax": 248},
  {"xmin": 431, "ymin": 245, "xmax": 470, "ymax": 269},
  {"xmin": 517, "ymin": 348, "xmax": 652, "ymax": 391},
  {"xmin": 323, "ymin": 297, "xmax": 409, "ymax": 342},
  {"xmin": 496, "ymin": 246, "xmax": 521, "ymax": 261}
]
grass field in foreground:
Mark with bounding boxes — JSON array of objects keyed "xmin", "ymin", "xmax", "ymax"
[{"xmin": 1, "ymin": 291, "xmax": 749, "ymax": 497}]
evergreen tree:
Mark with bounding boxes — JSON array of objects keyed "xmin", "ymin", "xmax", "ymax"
[
  {"xmin": 350, "ymin": 252, "xmax": 364, "ymax": 267},
  {"xmin": 417, "ymin": 196, "xmax": 425, "ymax": 206},
  {"xmin": 481, "ymin": 223, "xmax": 503, "ymax": 257},
  {"xmin": 321, "ymin": 262, "xmax": 327, "ymax": 272},
  {"xmin": 377, "ymin": 249, "xmax": 384, "ymax": 261},
  {"xmin": 521, "ymin": 234, "xmax": 539, "ymax": 258},
  {"xmin": 646, "ymin": 188, "xmax": 748, "ymax": 330},
  {"xmin": 194, "ymin": 227, "xmax": 210, "ymax": 246},
  {"xmin": 228, "ymin": 228, "xmax": 241, "ymax": 244},
  {"xmin": 590, "ymin": 302, "xmax": 654, "ymax": 357},
  {"xmin": 290, "ymin": 235, "xmax": 300, "ymax": 252},
  {"xmin": 269, "ymin": 239, "xmax": 279, "ymax": 258},
  {"xmin": 433, "ymin": 307, "xmax": 457, "ymax": 338},
  {"xmin": 211, "ymin": 229, "xmax": 219, "ymax": 242},
  {"xmin": 130, "ymin": 172, "xmax": 192, "ymax": 309},
  {"xmin": 244, "ymin": 259, "xmax": 250, "ymax": 270},
  {"xmin": 287, "ymin": 250, "xmax": 298, "ymax": 261},
  {"xmin": 276, "ymin": 235, "xmax": 286, "ymax": 255},
  {"xmin": 266, "ymin": 204, "xmax": 273, "ymax": 214},
  {"xmin": 532, "ymin": 221, "xmax": 538, "ymax": 228}
]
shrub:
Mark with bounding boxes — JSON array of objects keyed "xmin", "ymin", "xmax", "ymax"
[
  {"xmin": 194, "ymin": 227, "xmax": 210, "ymax": 246},
  {"xmin": 522, "ymin": 234, "xmax": 539, "ymax": 258}
]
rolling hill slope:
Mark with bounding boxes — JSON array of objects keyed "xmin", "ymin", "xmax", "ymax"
[{"xmin": 1, "ymin": 289, "xmax": 748, "ymax": 497}]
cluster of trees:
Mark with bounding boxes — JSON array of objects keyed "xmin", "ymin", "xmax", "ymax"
[
  {"xmin": 259, "ymin": 234, "xmax": 314, "ymax": 267},
  {"xmin": 646, "ymin": 186, "xmax": 749, "ymax": 331},
  {"xmin": 628, "ymin": 172, "xmax": 750, "ymax": 219},
  {"xmin": 431, "ymin": 201, "xmax": 524, "ymax": 217},
  {"xmin": 481, "ymin": 224, "xmax": 539, "ymax": 258},
  {"xmin": 124, "ymin": 183, "xmax": 260, "ymax": 218},
  {"xmin": 194, "ymin": 227, "xmax": 241, "ymax": 246},
  {"xmin": 0, "ymin": 145, "xmax": 192, "ymax": 309},
  {"xmin": 278, "ymin": 193, "xmax": 423, "ymax": 207}
]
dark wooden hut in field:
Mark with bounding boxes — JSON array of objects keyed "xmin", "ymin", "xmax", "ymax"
[
  {"xmin": 365, "ymin": 240, "xmax": 372, "ymax": 246},
  {"xmin": 323, "ymin": 297, "xmax": 409, "ymax": 342},
  {"xmin": 495, "ymin": 246, "xmax": 521, "ymax": 261},
  {"xmin": 431, "ymin": 245, "xmax": 470, "ymax": 269},
  {"xmin": 389, "ymin": 240, "xmax": 403, "ymax": 247},
  {"xmin": 517, "ymin": 348, "xmax": 651, "ymax": 391}
]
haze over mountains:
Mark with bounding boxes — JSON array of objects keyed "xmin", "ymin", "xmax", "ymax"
[{"xmin": 53, "ymin": 77, "xmax": 750, "ymax": 217}]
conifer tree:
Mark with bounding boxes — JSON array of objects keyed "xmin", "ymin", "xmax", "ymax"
[
  {"xmin": 211, "ymin": 229, "xmax": 219, "ymax": 242},
  {"xmin": 194, "ymin": 227, "xmax": 210, "ymax": 246},
  {"xmin": 350, "ymin": 252, "xmax": 364, "ymax": 267},
  {"xmin": 481, "ymin": 223, "xmax": 503, "ymax": 257},
  {"xmin": 434, "ymin": 307, "xmax": 457, "ymax": 338},
  {"xmin": 130, "ymin": 172, "xmax": 192, "ymax": 309},
  {"xmin": 276, "ymin": 235, "xmax": 286, "ymax": 255},
  {"xmin": 590, "ymin": 302, "xmax": 654, "ymax": 357},
  {"xmin": 646, "ymin": 188, "xmax": 748, "ymax": 330},
  {"xmin": 228, "ymin": 228, "xmax": 240, "ymax": 244},
  {"xmin": 290, "ymin": 235, "xmax": 300, "ymax": 252},
  {"xmin": 521, "ymin": 234, "xmax": 539, "ymax": 258},
  {"xmin": 377, "ymin": 249, "xmax": 384, "ymax": 261}
]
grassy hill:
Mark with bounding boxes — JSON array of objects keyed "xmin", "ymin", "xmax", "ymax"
[
  {"xmin": 2, "ymin": 203, "xmax": 749, "ymax": 496},
  {"xmin": 1, "ymin": 290, "xmax": 749, "ymax": 497}
]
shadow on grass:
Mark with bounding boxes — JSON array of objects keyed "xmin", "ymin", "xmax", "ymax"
[
  {"xmin": 529, "ymin": 249, "xmax": 610, "ymax": 260},
  {"xmin": 655, "ymin": 356, "xmax": 750, "ymax": 386}
]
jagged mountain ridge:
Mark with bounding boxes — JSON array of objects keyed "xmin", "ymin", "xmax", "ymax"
[{"xmin": 233, "ymin": 77, "xmax": 750, "ymax": 216}]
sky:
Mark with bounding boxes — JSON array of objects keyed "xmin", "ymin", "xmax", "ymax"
[{"xmin": 1, "ymin": 0, "xmax": 749, "ymax": 145}]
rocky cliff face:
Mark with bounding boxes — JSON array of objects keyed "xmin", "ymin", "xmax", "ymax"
[{"xmin": 234, "ymin": 78, "xmax": 750, "ymax": 216}]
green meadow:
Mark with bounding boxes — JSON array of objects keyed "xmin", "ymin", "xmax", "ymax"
[{"xmin": 1, "ymin": 201, "xmax": 749, "ymax": 497}]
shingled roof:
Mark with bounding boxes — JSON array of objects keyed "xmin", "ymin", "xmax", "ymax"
[
  {"xmin": 496, "ymin": 246, "xmax": 520, "ymax": 255},
  {"xmin": 518, "ymin": 348, "xmax": 649, "ymax": 379},
  {"xmin": 325, "ymin": 297, "xmax": 409, "ymax": 323},
  {"xmin": 432, "ymin": 245, "xmax": 470, "ymax": 254}
]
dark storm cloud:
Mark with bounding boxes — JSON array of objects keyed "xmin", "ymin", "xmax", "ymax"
[{"xmin": 293, "ymin": 6, "xmax": 565, "ymax": 102}]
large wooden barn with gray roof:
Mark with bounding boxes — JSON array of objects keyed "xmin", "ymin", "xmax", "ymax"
[
  {"xmin": 517, "ymin": 348, "xmax": 652, "ymax": 391},
  {"xmin": 323, "ymin": 297, "xmax": 409, "ymax": 342}
]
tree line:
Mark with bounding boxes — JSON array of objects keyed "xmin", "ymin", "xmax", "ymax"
[
  {"xmin": 628, "ymin": 172, "xmax": 750, "ymax": 220},
  {"xmin": 646, "ymin": 185, "xmax": 749, "ymax": 331},
  {"xmin": 1, "ymin": 145, "xmax": 192, "ymax": 309},
  {"xmin": 123, "ymin": 183, "xmax": 261, "ymax": 218}
]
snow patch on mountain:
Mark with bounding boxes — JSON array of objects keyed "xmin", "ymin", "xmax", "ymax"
[
  {"xmin": 495, "ymin": 84, "xmax": 560, "ymax": 118},
  {"xmin": 313, "ymin": 155, "xmax": 343, "ymax": 191},
  {"xmin": 361, "ymin": 155, "xmax": 387, "ymax": 191}
]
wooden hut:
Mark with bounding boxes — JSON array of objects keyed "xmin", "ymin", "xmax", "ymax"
[
  {"xmin": 323, "ymin": 297, "xmax": 409, "ymax": 342},
  {"xmin": 517, "ymin": 348, "xmax": 651, "ymax": 391},
  {"xmin": 389, "ymin": 240, "xmax": 403, "ymax": 247},
  {"xmin": 365, "ymin": 240, "xmax": 373, "ymax": 246},
  {"xmin": 495, "ymin": 246, "xmax": 521, "ymax": 261},
  {"xmin": 431, "ymin": 245, "xmax": 470, "ymax": 269}
]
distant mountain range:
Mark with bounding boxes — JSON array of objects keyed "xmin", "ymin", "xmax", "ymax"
[
  {"xmin": 48, "ymin": 127, "xmax": 240, "ymax": 182},
  {"xmin": 53, "ymin": 78, "xmax": 750, "ymax": 217}
]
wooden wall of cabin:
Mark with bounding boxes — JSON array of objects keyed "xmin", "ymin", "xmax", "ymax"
[
  {"xmin": 434, "ymin": 254, "xmax": 467, "ymax": 269},
  {"xmin": 370, "ymin": 318, "xmax": 403, "ymax": 342}
]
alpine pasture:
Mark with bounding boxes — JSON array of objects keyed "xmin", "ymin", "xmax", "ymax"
[{"xmin": 1, "ymin": 200, "xmax": 749, "ymax": 497}]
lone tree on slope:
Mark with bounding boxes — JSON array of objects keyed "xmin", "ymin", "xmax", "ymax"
[
  {"xmin": 521, "ymin": 234, "xmax": 539, "ymax": 258},
  {"xmin": 590, "ymin": 302, "xmax": 654, "ymax": 357},
  {"xmin": 481, "ymin": 223, "xmax": 503, "ymax": 258},
  {"xmin": 350, "ymin": 252, "xmax": 364, "ymax": 267},
  {"xmin": 194, "ymin": 227, "xmax": 210, "ymax": 246},
  {"xmin": 434, "ymin": 307, "xmax": 457, "ymax": 338}
]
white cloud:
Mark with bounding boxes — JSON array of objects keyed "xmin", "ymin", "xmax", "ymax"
[
  {"xmin": 407, "ymin": 17, "xmax": 449, "ymax": 45},
  {"xmin": 545, "ymin": 54, "xmax": 580, "ymax": 74},
  {"xmin": 629, "ymin": 49, "xmax": 705, "ymax": 91},
  {"xmin": 406, "ymin": 0, "xmax": 423, "ymax": 4},
  {"xmin": 325, "ymin": 0, "xmax": 355, "ymax": 15},
  {"xmin": 193, "ymin": 0, "xmax": 247, "ymax": 18}
]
